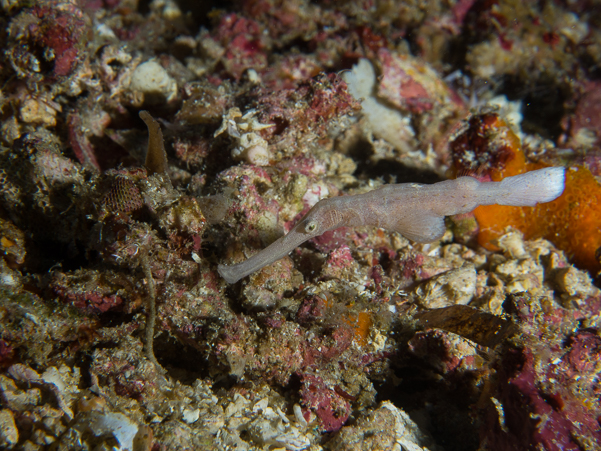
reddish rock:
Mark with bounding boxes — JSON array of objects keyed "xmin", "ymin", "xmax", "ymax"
[
  {"xmin": 570, "ymin": 82, "xmax": 601, "ymax": 147},
  {"xmin": 210, "ymin": 13, "xmax": 268, "ymax": 79},
  {"xmin": 484, "ymin": 346, "xmax": 601, "ymax": 451},
  {"xmin": 296, "ymin": 295, "xmax": 326, "ymax": 325},
  {"xmin": 299, "ymin": 373, "xmax": 351, "ymax": 432}
]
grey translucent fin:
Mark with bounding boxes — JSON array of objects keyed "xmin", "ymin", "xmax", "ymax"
[
  {"xmin": 392, "ymin": 214, "xmax": 446, "ymax": 243},
  {"xmin": 496, "ymin": 167, "xmax": 565, "ymax": 206}
]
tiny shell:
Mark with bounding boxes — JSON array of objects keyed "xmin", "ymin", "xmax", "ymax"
[{"xmin": 417, "ymin": 265, "xmax": 476, "ymax": 308}]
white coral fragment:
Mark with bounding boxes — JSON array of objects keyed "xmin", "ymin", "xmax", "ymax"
[
  {"xmin": 88, "ymin": 412, "xmax": 140, "ymax": 451},
  {"xmin": 129, "ymin": 59, "xmax": 177, "ymax": 104},
  {"xmin": 215, "ymin": 107, "xmax": 275, "ymax": 165},
  {"xmin": 381, "ymin": 401, "xmax": 434, "ymax": 451},
  {"xmin": 246, "ymin": 405, "xmax": 311, "ymax": 451},
  {"xmin": 342, "ymin": 58, "xmax": 415, "ymax": 152}
]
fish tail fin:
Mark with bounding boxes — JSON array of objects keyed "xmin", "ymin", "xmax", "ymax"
[{"xmin": 496, "ymin": 167, "xmax": 565, "ymax": 207}]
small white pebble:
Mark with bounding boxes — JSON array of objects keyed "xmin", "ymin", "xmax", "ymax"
[
  {"xmin": 246, "ymin": 145, "xmax": 271, "ymax": 166},
  {"xmin": 129, "ymin": 60, "xmax": 177, "ymax": 104},
  {"xmin": 253, "ymin": 398, "xmax": 269, "ymax": 412},
  {"xmin": 246, "ymin": 68, "xmax": 261, "ymax": 84},
  {"xmin": 182, "ymin": 408, "xmax": 200, "ymax": 424},
  {"xmin": 293, "ymin": 404, "xmax": 307, "ymax": 428}
]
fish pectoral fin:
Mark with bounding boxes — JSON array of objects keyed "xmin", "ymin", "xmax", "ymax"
[{"xmin": 391, "ymin": 213, "xmax": 446, "ymax": 243}]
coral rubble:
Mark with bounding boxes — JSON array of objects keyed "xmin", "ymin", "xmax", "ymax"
[{"xmin": 0, "ymin": 0, "xmax": 600, "ymax": 450}]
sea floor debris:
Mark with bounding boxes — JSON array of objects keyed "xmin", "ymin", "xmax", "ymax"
[{"xmin": 0, "ymin": 1, "xmax": 600, "ymax": 450}]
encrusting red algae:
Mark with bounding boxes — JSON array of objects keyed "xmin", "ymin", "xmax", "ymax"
[{"xmin": 219, "ymin": 167, "xmax": 566, "ymax": 283}]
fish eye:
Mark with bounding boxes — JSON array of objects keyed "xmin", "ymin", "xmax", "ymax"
[{"xmin": 305, "ymin": 221, "xmax": 318, "ymax": 233}]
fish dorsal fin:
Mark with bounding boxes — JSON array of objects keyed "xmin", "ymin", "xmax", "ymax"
[{"xmin": 391, "ymin": 213, "xmax": 446, "ymax": 243}]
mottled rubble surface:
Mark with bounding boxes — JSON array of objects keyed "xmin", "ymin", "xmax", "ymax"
[{"xmin": 1, "ymin": 1, "xmax": 601, "ymax": 450}]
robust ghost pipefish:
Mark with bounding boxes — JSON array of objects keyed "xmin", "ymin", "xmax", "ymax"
[{"xmin": 218, "ymin": 167, "xmax": 566, "ymax": 284}]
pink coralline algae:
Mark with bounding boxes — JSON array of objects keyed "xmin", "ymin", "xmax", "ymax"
[
  {"xmin": 310, "ymin": 227, "xmax": 352, "ymax": 254},
  {"xmin": 397, "ymin": 252, "xmax": 425, "ymax": 282},
  {"xmin": 261, "ymin": 54, "xmax": 322, "ymax": 90},
  {"xmin": 564, "ymin": 329, "xmax": 601, "ymax": 376},
  {"xmin": 299, "ymin": 373, "xmax": 351, "ymax": 433},
  {"xmin": 8, "ymin": 3, "xmax": 87, "ymax": 79},
  {"xmin": 254, "ymin": 72, "xmax": 360, "ymax": 145},
  {"xmin": 31, "ymin": 6, "xmax": 85, "ymax": 77},
  {"xmin": 295, "ymin": 295, "xmax": 327, "ymax": 325},
  {"xmin": 305, "ymin": 74, "xmax": 360, "ymax": 124},
  {"xmin": 377, "ymin": 49, "xmax": 436, "ymax": 114},
  {"xmin": 50, "ymin": 271, "xmax": 130, "ymax": 314},
  {"xmin": 487, "ymin": 346, "xmax": 601, "ymax": 451},
  {"xmin": 483, "ymin": 294, "xmax": 601, "ymax": 450},
  {"xmin": 209, "ymin": 13, "xmax": 268, "ymax": 80},
  {"xmin": 324, "ymin": 245, "xmax": 355, "ymax": 271}
]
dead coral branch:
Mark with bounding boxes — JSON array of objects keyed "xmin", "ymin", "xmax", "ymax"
[{"xmin": 140, "ymin": 248, "xmax": 165, "ymax": 374}]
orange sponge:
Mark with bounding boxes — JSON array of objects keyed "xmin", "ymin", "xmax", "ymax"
[{"xmin": 451, "ymin": 113, "xmax": 601, "ymax": 274}]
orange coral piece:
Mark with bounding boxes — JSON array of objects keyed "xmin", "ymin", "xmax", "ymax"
[
  {"xmin": 471, "ymin": 144, "xmax": 601, "ymax": 275},
  {"xmin": 345, "ymin": 311, "xmax": 372, "ymax": 347}
]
